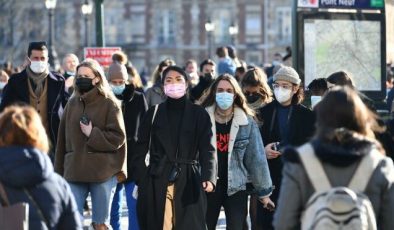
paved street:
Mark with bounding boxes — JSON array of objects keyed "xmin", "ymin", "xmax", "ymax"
[{"xmin": 83, "ymin": 193, "xmax": 232, "ymax": 229}]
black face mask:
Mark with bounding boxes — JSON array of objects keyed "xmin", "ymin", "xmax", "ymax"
[
  {"xmin": 204, "ymin": 72, "xmax": 214, "ymax": 81},
  {"xmin": 246, "ymin": 93, "xmax": 261, "ymax": 104},
  {"xmin": 75, "ymin": 77, "xmax": 94, "ymax": 93}
]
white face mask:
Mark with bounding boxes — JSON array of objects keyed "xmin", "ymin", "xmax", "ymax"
[
  {"xmin": 0, "ymin": 82, "xmax": 6, "ymax": 90},
  {"xmin": 30, "ymin": 61, "xmax": 48, "ymax": 74},
  {"xmin": 274, "ymin": 87, "xmax": 292, "ymax": 104},
  {"xmin": 310, "ymin": 96, "xmax": 322, "ymax": 108}
]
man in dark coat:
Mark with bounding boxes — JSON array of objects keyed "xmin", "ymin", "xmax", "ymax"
[
  {"xmin": 190, "ymin": 59, "xmax": 216, "ymax": 103},
  {"xmin": 258, "ymin": 66, "xmax": 315, "ymax": 230},
  {"xmin": 0, "ymin": 41, "xmax": 68, "ymax": 152},
  {"xmin": 133, "ymin": 66, "xmax": 217, "ymax": 230}
]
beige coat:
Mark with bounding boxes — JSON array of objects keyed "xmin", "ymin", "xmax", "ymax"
[{"xmin": 55, "ymin": 87, "xmax": 127, "ymax": 183}]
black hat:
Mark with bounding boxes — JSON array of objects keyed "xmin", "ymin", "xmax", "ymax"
[{"xmin": 162, "ymin": 65, "xmax": 190, "ymax": 83}]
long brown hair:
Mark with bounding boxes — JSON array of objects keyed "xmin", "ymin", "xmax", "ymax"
[
  {"xmin": 0, "ymin": 105, "xmax": 49, "ymax": 153},
  {"xmin": 314, "ymin": 86, "xmax": 382, "ymax": 143},
  {"xmin": 241, "ymin": 67, "xmax": 273, "ymax": 104},
  {"xmin": 200, "ymin": 74, "xmax": 255, "ymax": 116}
]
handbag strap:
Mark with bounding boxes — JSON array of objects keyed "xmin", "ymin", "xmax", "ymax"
[
  {"xmin": 0, "ymin": 181, "xmax": 10, "ymax": 206},
  {"xmin": 24, "ymin": 188, "xmax": 50, "ymax": 229},
  {"xmin": 149, "ymin": 105, "xmax": 159, "ymax": 147}
]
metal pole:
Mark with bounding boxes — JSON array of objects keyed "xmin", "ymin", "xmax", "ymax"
[
  {"xmin": 85, "ymin": 15, "xmax": 89, "ymax": 47},
  {"xmin": 95, "ymin": 0, "xmax": 105, "ymax": 47},
  {"xmin": 208, "ymin": 32, "xmax": 212, "ymax": 58},
  {"xmin": 48, "ymin": 8, "xmax": 59, "ymax": 70}
]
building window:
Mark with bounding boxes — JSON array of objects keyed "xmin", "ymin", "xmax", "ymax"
[
  {"xmin": 276, "ymin": 7, "xmax": 291, "ymax": 43},
  {"xmin": 245, "ymin": 5, "xmax": 262, "ymax": 43},
  {"xmin": 212, "ymin": 9, "xmax": 231, "ymax": 44},
  {"xmin": 130, "ymin": 5, "xmax": 146, "ymax": 43},
  {"xmin": 246, "ymin": 51, "xmax": 262, "ymax": 66},
  {"xmin": 157, "ymin": 10, "xmax": 176, "ymax": 45}
]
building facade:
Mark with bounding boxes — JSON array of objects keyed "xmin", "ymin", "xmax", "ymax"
[{"xmin": 0, "ymin": 0, "xmax": 293, "ymax": 74}]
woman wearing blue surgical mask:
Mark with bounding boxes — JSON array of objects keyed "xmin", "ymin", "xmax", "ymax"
[
  {"xmin": 258, "ymin": 66, "xmax": 315, "ymax": 230},
  {"xmin": 200, "ymin": 74, "xmax": 274, "ymax": 230},
  {"xmin": 107, "ymin": 62, "xmax": 148, "ymax": 230}
]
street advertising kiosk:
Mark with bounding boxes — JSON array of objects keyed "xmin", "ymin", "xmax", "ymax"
[{"xmin": 294, "ymin": 0, "xmax": 386, "ymax": 100}]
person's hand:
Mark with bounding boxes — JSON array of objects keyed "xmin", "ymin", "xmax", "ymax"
[
  {"xmin": 259, "ymin": 197, "xmax": 275, "ymax": 211},
  {"xmin": 80, "ymin": 121, "xmax": 92, "ymax": 137},
  {"xmin": 265, "ymin": 143, "xmax": 281, "ymax": 159},
  {"xmin": 202, "ymin": 181, "xmax": 214, "ymax": 192}
]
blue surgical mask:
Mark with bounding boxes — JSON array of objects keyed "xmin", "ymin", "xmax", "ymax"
[
  {"xmin": 216, "ymin": 92, "xmax": 234, "ymax": 110},
  {"xmin": 110, "ymin": 84, "xmax": 126, "ymax": 95}
]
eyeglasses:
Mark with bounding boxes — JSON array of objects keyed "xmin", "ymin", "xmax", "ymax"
[{"xmin": 272, "ymin": 83, "xmax": 293, "ymax": 90}]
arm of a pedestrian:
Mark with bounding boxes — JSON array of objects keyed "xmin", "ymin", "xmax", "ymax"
[
  {"xmin": 243, "ymin": 119, "xmax": 273, "ymax": 197},
  {"xmin": 273, "ymin": 162, "xmax": 303, "ymax": 230},
  {"xmin": 86, "ymin": 104, "xmax": 126, "ymax": 151},
  {"xmin": 198, "ymin": 110, "xmax": 217, "ymax": 188},
  {"xmin": 378, "ymin": 158, "xmax": 394, "ymax": 230},
  {"xmin": 54, "ymin": 106, "xmax": 68, "ymax": 175},
  {"xmin": 0, "ymin": 78, "xmax": 14, "ymax": 112}
]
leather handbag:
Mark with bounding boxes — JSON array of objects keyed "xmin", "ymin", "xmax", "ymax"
[{"xmin": 0, "ymin": 182, "xmax": 29, "ymax": 230}]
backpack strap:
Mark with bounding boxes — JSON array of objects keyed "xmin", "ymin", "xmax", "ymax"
[
  {"xmin": 348, "ymin": 148, "xmax": 384, "ymax": 192},
  {"xmin": 297, "ymin": 143, "xmax": 331, "ymax": 192}
]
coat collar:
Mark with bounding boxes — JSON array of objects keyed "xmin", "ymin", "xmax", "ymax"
[{"xmin": 206, "ymin": 105, "xmax": 248, "ymax": 126}]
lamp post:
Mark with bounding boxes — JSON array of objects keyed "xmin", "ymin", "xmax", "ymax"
[
  {"xmin": 81, "ymin": 0, "xmax": 93, "ymax": 47},
  {"xmin": 45, "ymin": 0, "xmax": 60, "ymax": 71},
  {"xmin": 95, "ymin": 0, "xmax": 105, "ymax": 47},
  {"xmin": 205, "ymin": 19, "xmax": 215, "ymax": 58},
  {"xmin": 229, "ymin": 23, "xmax": 238, "ymax": 45}
]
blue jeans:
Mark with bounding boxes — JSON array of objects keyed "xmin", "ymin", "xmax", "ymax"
[
  {"xmin": 110, "ymin": 182, "xmax": 139, "ymax": 230},
  {"xmin": 69, "ymin": 176, "xmax": 117, "ymax": 225}
]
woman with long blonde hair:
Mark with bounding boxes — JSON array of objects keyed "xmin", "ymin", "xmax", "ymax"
[
  {"xmin": 200, "ymin": 74, "xmax": 274, "ymax": 230},
  {"xmin": 55, "ymin": 59, "xmax": 126, "ymax": 230}
]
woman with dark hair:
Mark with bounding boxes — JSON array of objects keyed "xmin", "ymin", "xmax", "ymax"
[
  {"xmin": 258, "ymin": 66, "xmax": 315, "ymax": 230},
  {"xmin": 241, "ymin": 67, "xmax": 273, "ymax": 111},
  {"xmin": 326, "ymin": 71, "xmax": 353, "ymax": 89},
  {"xmin": 145, "ymin": 59, "xmax": 176, "ymax": 107},
  {"xmin": 0, "ymin": 105, "xmax": 81, "ymax": 229},
  {"xmin": 274, "ymin": 87, "xmax": 394, "ymax": 229},
  {"xmin": 133, "ymin": 66, "xmax": 217, "ymax": 230},
  {"xmin": 240, "ymin": 67, "xmax": 273, "ymax": 230},
  {"xmin": 200, "ymin": 74, "xmax": 274, "ymax": 230}
]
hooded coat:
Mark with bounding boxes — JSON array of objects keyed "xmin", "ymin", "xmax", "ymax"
[
  {"xmin": 0, "ymin": 147, "xmax": 81, "ymax": 230},
  {"xmin": 273, "ymin": 136, "xmax": 394, "ymax": 230},
  {"xmin": 133, "ymin": 100, "xmax": 217, "ymax": 230}
]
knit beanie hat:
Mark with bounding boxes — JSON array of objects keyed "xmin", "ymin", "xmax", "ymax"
[
  {"xmin": 108, "ymin": 62, "xmax": 128, "ymax": 81},
  {"xmin": 162, "ymin": 66, "xmax": 190, "ymax": 83},
  {"xmin": 273, "ymin": 66, "xmax": 301, "ymax": 85}
]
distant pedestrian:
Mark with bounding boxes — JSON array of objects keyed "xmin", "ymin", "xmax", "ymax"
[
  {"xmin": 307, "ymin": 78, "xmax": 328, "ymax": 109},
  {"xmin": 62, "ymin": 53, "xmax": 79, "ymax": 94},
  {"xmin": 0, "ymin": 69, "xmax": 9, "ymax": 103},
  {"xmin": 107, "ymin": 61, "xmax": 148, "ymax": 230},
  {"xmin": 184, "ymin": 59, "xmax": 199, "ymax": 87},
  {"xmin": 200, "ymin": 74, "xmax": 274, "ymax": 230},
  {"xmin": 190, "ymin": 59, "xmax": 216, "ymax": 102},
  {"xmin": 241, "ymin": 67, "xmax": 273, "ymax": 111},
  {"xmin": 55, "ymin": 59, "xmax": 127, "ymax": 230},
  {"xmin": 145, "ymin": 58, "xmax": 175, "ymax": 107},
  {"xmin": 274, "ymin": 86, "xmax": 394, "ymax": 230},
  {"xmin": 0, "ymin": 105, "xmax": 82, "ymax": 230},
  {"xmin": 133, "ymin": 66, "xmax": 217, "ymax": 230},
  {"xmin": 216, "ymin": 47, "xmax": 236, "ymax": 76}
]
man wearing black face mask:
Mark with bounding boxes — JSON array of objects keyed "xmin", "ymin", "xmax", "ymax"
[{"xmin": 190, "ymin": 59, "xmax": 216, "ymax": 103}]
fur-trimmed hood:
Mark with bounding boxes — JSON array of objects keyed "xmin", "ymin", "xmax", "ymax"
[{"xmin": 283, "ymin": 129, "xmax": 383, "ymax": 167}]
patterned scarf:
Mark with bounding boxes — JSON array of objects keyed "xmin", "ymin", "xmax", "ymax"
[{"xmin": 26, "ymin": 66, "xmax": 49, "ymax": 96}]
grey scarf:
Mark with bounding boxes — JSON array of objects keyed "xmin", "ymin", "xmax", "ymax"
[{"xmin": 26, "ymin": 67, "xmax": 49, "ymax": 96}]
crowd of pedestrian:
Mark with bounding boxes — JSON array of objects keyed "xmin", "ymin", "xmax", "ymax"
[{"xmin": 0, "ymin": 40, "xmax": 393, "ymax": 230}]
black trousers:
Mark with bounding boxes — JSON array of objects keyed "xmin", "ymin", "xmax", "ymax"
[{"xmin": 206, "ymin": 181, "xmax": 248, "ymax": 230}]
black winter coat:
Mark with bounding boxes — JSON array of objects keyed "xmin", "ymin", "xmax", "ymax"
[
  {"xmin": 259, "ymin": 101, "xmax": 315, "ymax": 193},
  {"xmin": 0, "ymin": 69, "xmax": 68, "ymax": 146},
  {"xmin": 133, "ymin": 100, "xmax": 217, "ymax": 230},
  {"xmin": 117, "ymin": 85, "xmax": 148, "ymax": 182}
]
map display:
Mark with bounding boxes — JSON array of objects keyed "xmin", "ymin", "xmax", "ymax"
[{"xmin": 304, "ymin": 19, "xmax": 381, "ymax": 90}]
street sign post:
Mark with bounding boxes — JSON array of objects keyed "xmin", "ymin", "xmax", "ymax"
[{"xmin": 83, "ymin": 47, "xmax": 121, "ymax": 67}]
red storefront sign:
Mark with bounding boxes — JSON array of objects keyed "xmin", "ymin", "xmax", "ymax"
[{"xmin": 84, "ymin": 47, "xmax": 122, "ymax": 67}]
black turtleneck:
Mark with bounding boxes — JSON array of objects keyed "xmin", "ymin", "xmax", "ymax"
[{"xmin": 166, "ymin": 95, "xmax": 186, "ymax": 154}]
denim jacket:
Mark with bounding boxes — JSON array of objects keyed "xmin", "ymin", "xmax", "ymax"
[{"xmin": 206, "ymin": 106, "xmax": 273, "ymax": 197}]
